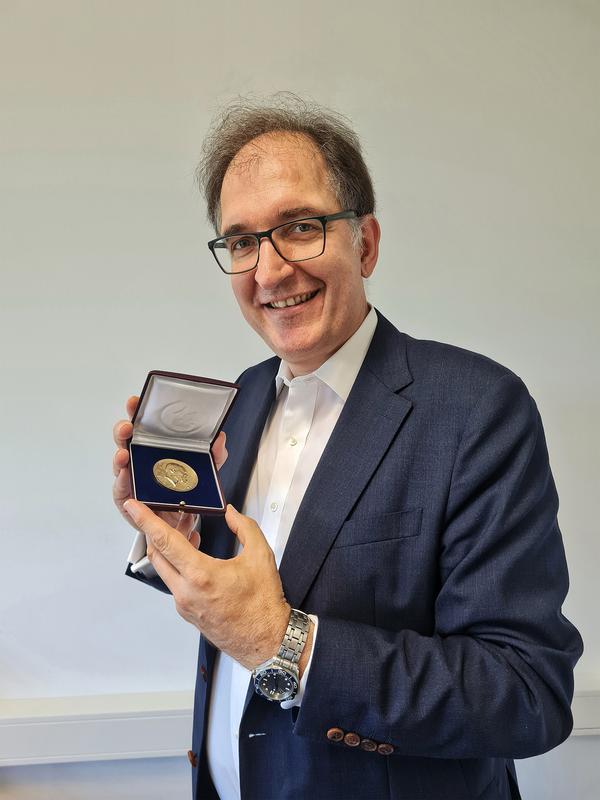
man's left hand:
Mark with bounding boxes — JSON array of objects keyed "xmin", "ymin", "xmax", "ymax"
[{"xmin": 123, "ymin": 500, "xmax": 291, "ymax": 671}]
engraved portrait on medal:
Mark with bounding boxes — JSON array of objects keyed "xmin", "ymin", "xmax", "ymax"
[{"xmin": 152, "ymin": 458, "xmax": 199, "ymax": 492}]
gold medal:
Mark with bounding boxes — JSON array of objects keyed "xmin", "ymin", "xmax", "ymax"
[{"xmin": 152, "ymin": 458, "xmax": 199, "ymax": 492}]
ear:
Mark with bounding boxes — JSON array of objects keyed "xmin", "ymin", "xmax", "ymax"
[{"xmin": 359, "ymin": 215, "xmax": 381, "ymax": 278}]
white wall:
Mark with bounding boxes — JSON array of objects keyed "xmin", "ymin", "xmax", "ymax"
[
  {"xmin": 0, "ymin": 757, "xmax": 190, "ymax": 800},
  {"xmin": 1, "ymin": 0, "xmax": 598, "ymax": 796}
]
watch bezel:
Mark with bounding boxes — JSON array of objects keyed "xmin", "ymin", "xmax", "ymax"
[{"xmin": 253, "ymin": 661, "xmax": 299, "ymax": 702}]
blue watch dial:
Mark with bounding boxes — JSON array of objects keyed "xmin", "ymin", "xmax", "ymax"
[{"xmin": 254, "ymin": 668, "xmax": 298, "ymax": 702}]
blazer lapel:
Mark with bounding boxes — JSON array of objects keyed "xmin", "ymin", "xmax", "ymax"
[
  {"xmin": 278, "ymin": 312, "xmax": 414, "ymax": 608},
  {"xmin": 210, "ymin": 357, "xmax": 278, "ymax": 561}
]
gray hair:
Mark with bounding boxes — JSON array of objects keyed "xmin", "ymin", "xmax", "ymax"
[{"xmin": 196, "ymin": 93, "xmax": 375, "ymax": 248}]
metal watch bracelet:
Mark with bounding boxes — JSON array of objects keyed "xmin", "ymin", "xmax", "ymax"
[{"xmin": 278, "ymin": 608, "xmax": 310, "ymax": 665}]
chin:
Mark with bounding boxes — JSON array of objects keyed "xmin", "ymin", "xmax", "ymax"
[{"xmin": 275, "ymin": 334, "xmax": 327, "ymax": 367}]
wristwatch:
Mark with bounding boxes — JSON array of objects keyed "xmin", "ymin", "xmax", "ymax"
[{"xmin": 252, "ymin": 608, "xmax": 310, "ymax": 702}]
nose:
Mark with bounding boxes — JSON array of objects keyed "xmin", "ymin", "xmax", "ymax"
[{"xmin": 253, "ymin": 237, "xmax": 295, "ymax": 290}]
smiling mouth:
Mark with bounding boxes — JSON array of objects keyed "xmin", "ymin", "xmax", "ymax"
[{"xmin": 266, "ymin": 289, "xmax": 320, "ymax": 309}]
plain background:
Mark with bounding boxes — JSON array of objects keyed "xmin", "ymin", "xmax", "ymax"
[{"xmin": 1, "ymin": 1, "xmax": 598, "ymax": 797}]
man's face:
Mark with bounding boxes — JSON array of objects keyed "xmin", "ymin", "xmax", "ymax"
[
  {"xmin": 166, "ymin": 464, "xmax": 184, "ymax": 482},
  {"xmin": 219, "ymin": 133, "xmax": 377, "ymax": 375}
]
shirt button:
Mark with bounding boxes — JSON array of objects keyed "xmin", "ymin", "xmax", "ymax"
[
  {"xmin": 270, "ymin": 502, "xmax": 278, "ymax": 512},
  {"xmin": 289, "ymin": 437, "xmax": 298, "ymax": 446}
]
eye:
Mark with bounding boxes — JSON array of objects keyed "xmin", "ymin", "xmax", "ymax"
[
  {"xmin": 294, "ymin": 220, "xmax": 321, "ymax": 233},
  {"xmin": 228, "ymin": 236, "xmax": 255, "ymax": 253},
  {"xmin": 280, "ymin": 219, "xmax": 322, "ymax": 239}
]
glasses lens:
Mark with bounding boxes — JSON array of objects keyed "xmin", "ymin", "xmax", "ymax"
[
  {"xmin": 213, "ymin": 234, "xmax": 259, "ymax": 273},
  {"xmin": 272, "ymin": 218, "xmax": 325, "ymax": 262}
]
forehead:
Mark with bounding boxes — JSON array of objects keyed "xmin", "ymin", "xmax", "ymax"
[{"xmin": 219, "ymin": 133, "xmax": 337, "ymax": 229}]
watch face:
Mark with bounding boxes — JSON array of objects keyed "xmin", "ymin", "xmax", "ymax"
[{"xmin": 254, "ymin": 668, "xmax": 298, "ymax": 702}]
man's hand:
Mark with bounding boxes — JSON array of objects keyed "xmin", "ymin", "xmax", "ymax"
[
  {"xmin": 122, "ymin": 501, "xmax": 291, "ymax": 671},
  {"xmin": 112, "ymin": 395, "xmax": 229, "ymax": 547}
]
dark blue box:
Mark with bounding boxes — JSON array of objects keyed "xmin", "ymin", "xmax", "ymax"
[{"xmin": 128, "ymin": 370, "xmax": 238, "ymax": 515}]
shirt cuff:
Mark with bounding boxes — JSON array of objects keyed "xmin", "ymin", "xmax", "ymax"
[
  {"xmin": 280, "ymin": 614, "xmax": 318, "ymax": 710},
  {"xmin": 127, "ymin": 531, "xmax": 158, "ymax": 578}
]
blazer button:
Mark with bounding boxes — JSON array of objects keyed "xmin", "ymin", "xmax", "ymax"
[
  {"xmin": 326, "ymin": 727, "xmax": 344, "ymax": 742},
  {"xmin": 343, "ymin": 732, "xmax": 361, "ymax": 747},
  {"xmin": 377, "ymin": 743, "xmax": 394, "ymax": 756},
  {"xmin": 199, "ymin": 665, "xmax": 208, "ymax": 682},
  {"xmin": 360, "ymin": 738, "xmax": 377, "ymax": 752},
  {"xmin": 187, "ymin": 750, "xmax": 197, "ymax": 768}
]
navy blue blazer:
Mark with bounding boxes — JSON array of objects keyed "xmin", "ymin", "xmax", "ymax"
[{"xmin": 128, "ymin": 310, "xmax": 583, "ymax": 800}]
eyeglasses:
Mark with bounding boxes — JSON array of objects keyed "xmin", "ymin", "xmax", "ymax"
[{"xmin": 207, "ymin": 210, "xmax": 358, "ymax": 275}]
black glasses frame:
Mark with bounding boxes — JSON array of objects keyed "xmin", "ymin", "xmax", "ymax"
[{"xmin": 207, "ymin": 210, "xmax": 358, "ymax": 275}]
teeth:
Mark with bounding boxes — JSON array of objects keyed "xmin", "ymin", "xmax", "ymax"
[{"xmin": 269, "ymin": 290, "xmax": 317, "ymax": 309}]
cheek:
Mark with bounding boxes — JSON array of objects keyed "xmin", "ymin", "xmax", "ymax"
[
  {"xmin": 324, "ymin": 267, "xmax": 356, "ymax": 306},
  {"xmin": 231, "ymin": 278, "xmax": 256, "ymax": 313}
]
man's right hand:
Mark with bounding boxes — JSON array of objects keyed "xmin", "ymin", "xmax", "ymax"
[{"xmin": 112, "ymin": 395, "xmax": 228, "ymax": 549}]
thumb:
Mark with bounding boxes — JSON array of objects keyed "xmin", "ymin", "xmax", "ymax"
[
  {"xmin": 212, "ymin": 430, "xmax": 228, "ymax": 471},
  {"xmin": 225, "ymin": 504, "xmax": 262, "ymax": 548},
  {"xmin": 124, "ymin": 499, "xmax": 164, "ymax": 540}
]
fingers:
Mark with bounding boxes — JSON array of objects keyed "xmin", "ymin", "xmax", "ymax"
[
  {"xmin": 156, "ymin": 510, "xmax": 198, "ymax": 535},
  {"xmin": 124, "ymin": 499, "xmax": 203, "ymax": 575},
  {"xmin": 157, "ymin": 510, "xmax": 200, "ymax": 546},
  {"xmin": 225, "ymin": 504, "xmax": 263, "ymax": 549},
  {"xmin": 113, "ymin": 419, "xmax": 132, "ymax": 448},
  {"xmin": 112, "ymin": 397, "xmax": 138, "ymax": 448},
  {"xmin": 112, "ymin": 396, "xmax": 138, "ymax": 487},
  {"xmin": 112, "ymin": 447, "xmax": 129, "ymax": 477},
  {"xmin": 126, "ymin": 395, "xmax": 139, "ymax": 420},
  {"xmin": 212, "ymin": 431, "xmax": 228, "ymax": 471},
  {"xmin": 113, "ymin": 462, "xmax": 132, "ymax": 504},
  {"xmin": 174, "ymin": 511, "xmax": 198, "ymax": 532},
  {"xmin": 145, "ymin": 539, "xmax": 181, "ymax": 593}
]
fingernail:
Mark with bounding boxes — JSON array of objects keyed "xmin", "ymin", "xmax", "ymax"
[{"xmin": 123, "ymin": 500, "xmax": 137, "ymax": 519}]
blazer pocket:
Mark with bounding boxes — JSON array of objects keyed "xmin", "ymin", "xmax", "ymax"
[{"xmin": 333, "ymin": 508, "xmax": 423, "ymax": 548}]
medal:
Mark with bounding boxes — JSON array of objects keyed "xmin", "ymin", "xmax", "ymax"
[{"xmin": 152, "ymin": 458, "xmax": 199, "ymax": 492}]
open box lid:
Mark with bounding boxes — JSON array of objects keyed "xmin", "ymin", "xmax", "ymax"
[{"xmin": 131, "ymin": 370, "xmax": 239, "ymax": 452}]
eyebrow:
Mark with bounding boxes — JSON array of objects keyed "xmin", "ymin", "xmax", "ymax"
[{"xmin": 220, "ymin": 206, "xmax": 324, "ymax": 238}]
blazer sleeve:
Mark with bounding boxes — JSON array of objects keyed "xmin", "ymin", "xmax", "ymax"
[
  {"xmin": 293, "ymin": 372, "xmax": 583, "ymax": 759},
  {"xmin": 125, "ymin": 560, "xmax": 171, "ymax": 594}
]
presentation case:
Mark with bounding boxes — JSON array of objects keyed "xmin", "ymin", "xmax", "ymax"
[{"xmin": 128, "ymin": 370, "xmax": 239, "ymax": 515}]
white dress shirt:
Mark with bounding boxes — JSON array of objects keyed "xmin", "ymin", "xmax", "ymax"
[{"xmin": 206, "ymin": 306, "xmax": 378, "ymax": 800}]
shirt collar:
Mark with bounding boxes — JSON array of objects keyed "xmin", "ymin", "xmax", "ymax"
[{"xmin": 275, "ymin": 306, "xmax": 378, "ymax": 402}]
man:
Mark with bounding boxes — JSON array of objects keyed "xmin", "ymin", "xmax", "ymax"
[{"xmin": 112, "ymin": 97, "xmax": 583, "ymax": 800}]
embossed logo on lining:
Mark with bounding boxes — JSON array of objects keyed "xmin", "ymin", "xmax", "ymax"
[{"xmin": 160, "ymin": 401, "xmax": 203, "ymax": 434}]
